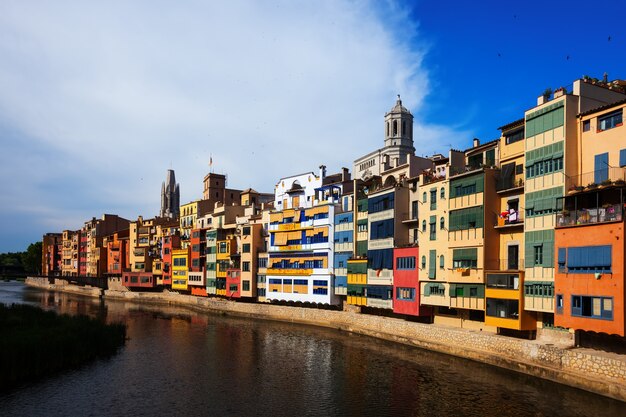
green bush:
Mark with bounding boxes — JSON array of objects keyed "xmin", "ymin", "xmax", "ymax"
[{"xmin": 0, "ymin": 303, "xmax": 126, "ymax": 390}]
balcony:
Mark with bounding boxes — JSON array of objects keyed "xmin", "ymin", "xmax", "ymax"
[
  {"xmin": 556, "ymin": 204, "xmax": 623, "ymax": 228},
  {"xmin": 485, "ymin": 258, "xmax": 524, "ymax": 272},
  {"xmin": 496, "ymin": 176, "xmax": 524, "ymax": 193},
  {"xmin": 565, "ymin": 167, "xmax": 626, "ymax": 192}
]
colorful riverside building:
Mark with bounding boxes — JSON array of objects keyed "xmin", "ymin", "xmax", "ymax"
[
  {"xmin": 334, "ymin": 190, "xmax": 353, "ymax": 298},
  {"xmin": 553, "ymin": 98, "xmax": 626, "ymax": 337},
  {"xmin": 42, "ymin": 233, "xmax": 62, "ymax": 276},
  {"xmin": 417, "ymin": 150, "xmax": 463, "ymax": 320},
  {"xmin": 483, "ymin": 119, "xmax": 536, "ymax": 333},
  {"xmin": 171, "ymin": 247, "xmax": 190, "ymax": 291},
  {"xmin": 522, "ymin": 78, "xmax": 626, "ymax": 331},
  {"xmin": 161, "ymin": 227, "xmax": 181, "ymax": 286},
  {"xmin": 123, "ymin": 216, "xmax": 172, "ymax": 289},
  {"xmin": 267, "ymin": 166, "xmax": 348, "ymax": 305},
  {"xmin": 61, "ymin": 230, "xmax": 78, "ymax": 277},
  {"xmin": 103, "ymin": 229, "xmax": 129, "ymax": 278}
]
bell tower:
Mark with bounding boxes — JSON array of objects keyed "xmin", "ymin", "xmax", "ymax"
[{"xmin": 384, "ymin": 95, "xmax": 414, "ymax": 149}]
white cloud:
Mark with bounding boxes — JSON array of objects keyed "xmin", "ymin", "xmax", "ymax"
[{"xmin": 0, "ymin": 0, "xmax": 471, "ymax": 251}]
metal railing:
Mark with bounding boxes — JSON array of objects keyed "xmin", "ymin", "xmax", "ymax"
[
  {"xmin": 565, "ymin": 167, "xmax": 626, "ymax": 191},
  {"xmin": 556, "ymin": 204, "xmax": 623, "ymax": 227}
]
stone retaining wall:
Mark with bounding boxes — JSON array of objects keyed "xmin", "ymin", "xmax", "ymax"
[{"xmin": 24, "ymin": 277, "xmax": 626, "ymax": 401}]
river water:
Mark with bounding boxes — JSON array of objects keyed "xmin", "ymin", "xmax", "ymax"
[{"xmin": 0, "ymin": 281, "xmax": 624, "ymax": 417}]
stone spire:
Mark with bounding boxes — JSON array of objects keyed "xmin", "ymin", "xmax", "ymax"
[{"xmin": 160, "ymin": 169, "xmax": 180, "ymax": 219}]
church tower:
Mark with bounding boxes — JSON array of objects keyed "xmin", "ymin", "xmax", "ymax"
[
  {"xmin": 383, "ymin": 95, "xmax": 415, "ymax": 165},
  {"xmin": 160, "ymin": 169, "xmax": 180, "ymax": 219}
]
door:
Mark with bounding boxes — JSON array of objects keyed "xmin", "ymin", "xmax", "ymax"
[{"xmin": 508, "ymin": 245, "xmax": 519, "ymax": 270}]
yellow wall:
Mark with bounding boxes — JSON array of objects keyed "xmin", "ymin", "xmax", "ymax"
[
  {"xmin": 580, "ymin": 104, "xmax": 625, "ymax": 175},
  {"xmin": 172, "ymin": 249, "xmax": 188, "ymax": 291}
]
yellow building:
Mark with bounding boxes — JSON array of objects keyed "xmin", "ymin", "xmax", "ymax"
[
  {"xmin": 171, "ymin": 248, "xmax": 189, "ymax": 291},
  {"xmin": 484, "ymin": 119, "xmax": 536, "ymax": 332}
]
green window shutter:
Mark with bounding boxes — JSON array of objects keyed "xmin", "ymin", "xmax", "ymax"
[
  {"xmin": 429, "ymin": 250, "xmax": 437, "ymax": 279},
  {"xmin": 525, "ymin": 231, "xmax": 535, "ymax": 268},
  {"xmin": 424, "ymin": 284, "xmax": 430, "ymax": 296}
]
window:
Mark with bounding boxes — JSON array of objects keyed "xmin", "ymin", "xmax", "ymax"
[
  {"xmin": 396, "ymin": 256, "xmax": 416, "ymax": 270},
  {"xmin": 421, "ymin": 256, "xmax": 426, "ymax": 270},
  {"xmin": 449, "ymin": 206, "xmax": 484, "ymax": 230},
  {"xmin": 257, "ymin": 258, "xmax": 267, "ymax": 268},
  {"xmin": 620, "ymin": 149, "xmax": 626, "ymax": 167},
  {"xmin": 505, "ymin": 128, "xmax": 524, "ymax": 144},
  {"xmin": 370, "ymin": 219, "xmax": 394, "ymax": 239},
  {"xmin": 422, "ymin": 220, "xmax": 426, "ymax": 232},
  {"xmin": 242, "ymin": 281, "xmax": 250, "ymax": 291},
  {"xmin": 440, "ymin": 217, "xmax": 445, "ymax": 230},
  {"xmin": 439, "ymin": 255, "xmax": 444, "ymax": 269},
  {"xmin": 452, "ymin": 248, "xmax": 478, "ymax": 269},
  {"xmin": 534, "ymin": 245, "xmax": 543, "ymax": 265},
  {"xmin": 556, "ymin": 294, "xmax": 563, "ymax": 314},
  {"xmin": 571, "ymin": 295, "xmax": 613, "ymax": 320},
  {"xmin": 440, "ymin": 187, "xmax": 445, "ymax": 199},
  {"xmin": 411, "ymin": 201, "xmax": 418, "ymax": 220},
  {"xmin": 486, "ymin": 299, "xmax": 519, "ymax": 319},
  {"xmin": 396, "ymin": 287, "xmax": 415, "ymax": 301},
  {"xmin": 242, "ymin": 261, "xmax": 250, "ymax": 272},
  {"xmin": 428, "ymin": 250, "xmax": 437, "ymax": 279},
  {"xmin": 562, "ymin": 245, "xmax": 612, "ymax": 273},
  {"xmin": 524, "ymin": 282, "xmax": 554, "ymax": 298},
  {"xmin": 243, "ymin": 227, "xmax": 251, "ymax": 236},
  {"xmin": 422, "ymin": 192, "xmax": 427, "ymax": 203},
  {"xmin": 243, "ymin": 243, "xmax": 251, "ymax": 253},
  {"xmin": 598, "ymin": 110, "xmax": 622, "ymax": 132},
  {"xmin": 486, "ymin": 274, "xmax": 519, "ymax": 289},
  {"xmin": 430, "ymin": 189, "xmax": 437, "ymax": 210},
  {"xmin": 229, "ymin": 284, "xmax": 238, "ymax": 292},
  {"xmin": 369, "ymin": 193, "xmax": 394, "ymax": 213},
  {"xmin": 582, "ymin": 120, "xmax": 590, "ymax": 132},
  {"xmin": 525, "ymin": 101, "xmax": 564, "ymax": 138}
]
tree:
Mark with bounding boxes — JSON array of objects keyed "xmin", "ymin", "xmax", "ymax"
[{"xmin": 21, "ymin": 242, "xmax": 42, "ymax": 274}]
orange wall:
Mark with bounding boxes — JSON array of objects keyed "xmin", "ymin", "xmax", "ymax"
[{"xmin": 554, "ymin": 222, "xmax": 625, "ymax": 336}]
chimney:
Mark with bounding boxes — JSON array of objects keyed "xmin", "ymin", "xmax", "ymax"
[
  {"xmin": 319, "ymin": 164, "xmax": 327, "ymax": 179},
  {"xmin": 341, "ymin": 167, "xmax": 350, "ymax": 182},
  {"xmin": 603, "ymin": 72, "xmax": 608, "ymax": 83},
  {"xmin": 473, "ymin": 138, "xmax": 480, "ymax": 148}
]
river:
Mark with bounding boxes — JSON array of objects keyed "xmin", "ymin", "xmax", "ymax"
[{"xmin": 0, "ymin": 281, "xmax": 624, "ymax": 417}]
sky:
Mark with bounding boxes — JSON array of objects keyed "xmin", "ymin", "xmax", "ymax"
[{"xmin": 1, "ymin": 0, "xmax": 625, "ymax": 252}]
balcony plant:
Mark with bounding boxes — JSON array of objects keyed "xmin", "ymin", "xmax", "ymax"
[
  {"xmin": 586, "ymin": 182, "xmax": 598, "ymax": 190},
  {"xmin": 600, "ymin": 179, "xmax": 613, "ymax": 187},
  {"xmin": 614, "ymin": 178, "xmax": 625, "ymax": 186}
]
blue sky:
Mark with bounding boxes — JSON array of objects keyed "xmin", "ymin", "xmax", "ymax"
[{"xmin": 0, "ymin": 0, "xmax": 624, "ymax": 252}]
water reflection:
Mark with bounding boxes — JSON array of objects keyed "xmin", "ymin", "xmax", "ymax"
[{"xmin": 1, "ymin": 282, "xmax": 625, "ymax": 417}]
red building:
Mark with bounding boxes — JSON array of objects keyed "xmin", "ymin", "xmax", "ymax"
[
  {"xmin": 162, "ymin": 231, "xmax": 181, "ymax": 286},
  {"xmin": 42, "ymin": 233, "xmax": 63, "ymax": 276},
  {"xmin": 554, "ymin": 186, "xmax": 625, "ymax": 337},
  {"xmin": 105, "ymin": 230, "xmax": 129, "ymax": 276},
  {"xmin": 393, "ymin": 247, "xmax": 431, "ymax": 317},
  {"xmin": 226, "ymin": 268, "xmax": 242, "ymax": 298},
  {"xmin": 189, "ymin": 228, "xmax": 206, "ymax": 272}
]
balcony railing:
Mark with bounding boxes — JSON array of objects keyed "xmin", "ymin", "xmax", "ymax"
[
  {"xmin": 485, "ymin": 258, "xmax": 524, "ymax": 271},
  {"xmin": 556, "ymin": 204, "xmax": 623, "ymax": 227},
  {"xmin": 565, "ymin": 167, "xmax": 626, "ymax": 192},
  {"xmin": 496, "ymin": 176, "xmax": 524, "ymax": 192}
]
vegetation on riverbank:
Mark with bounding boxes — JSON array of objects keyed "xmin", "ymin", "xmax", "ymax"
[{"xmin": 0, "ymin": 303, "xmax": 126, "ymax": 390}]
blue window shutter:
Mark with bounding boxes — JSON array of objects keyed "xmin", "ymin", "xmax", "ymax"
[
  {"xmin": 620, "ymin": 149, "xmax": 626, "ymax": 167},
  {"xmin": 558, "ymin": 248, "xmax": 566, "ymax": 265},
  {"xmin": 594, "ymin": 153, "xmax": 609, "ymax": 183}
]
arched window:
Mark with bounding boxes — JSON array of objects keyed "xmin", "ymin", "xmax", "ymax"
[
  {"xmin": 402, "ymin": 121, "xmax": 406, "ymax": 136},
  {"xmin": 440, "ymin": 255, "xmax": 445, "ymax": 269},
  {"xmin": 440, "ymin": 187, "xmax": 445, "ymax": 199},
  {"xmin": 440, "ymin": 217, "xmax": 445, "ymax": 230},
  {"xmin": 422, "ymin": 220, "xmax": 426, "ymax": 232},
  {"xmin": 386, "ymin": 122, "xmax": 390, "ymax": 137},
  {"xmin": 393, "ymin": 120, "xmax": 398, "ymax": 136},
  {"xmin": 422, "ymin": 192, "xmax": 427, "ymax": 203},
  {"xmin": 421, "ymin": 256, "xmax": 426, "ymax": 270}
]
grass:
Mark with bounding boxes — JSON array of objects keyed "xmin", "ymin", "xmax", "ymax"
[{"xmin": 0, "ymin": 303, "xmax": 126, "ymax": 391}]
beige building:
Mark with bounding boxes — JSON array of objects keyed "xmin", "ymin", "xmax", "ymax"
[{"xmin": 523, "ymin": 78, "xmax": 625, "ymax": 329}]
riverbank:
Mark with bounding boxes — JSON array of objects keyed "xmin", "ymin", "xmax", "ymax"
[
  {"xmin": 0, "ymin": 302, "xmax": 126, "ymax": 391},
  {"xmin": 25, "ymin": 277, "xmax": 626, "ymax": 401}
]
